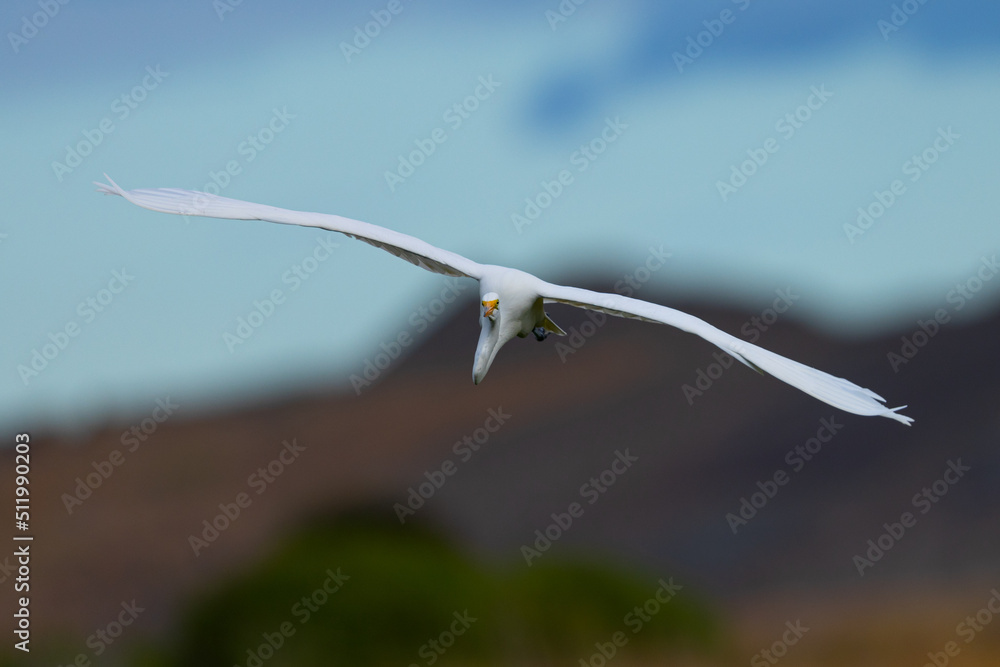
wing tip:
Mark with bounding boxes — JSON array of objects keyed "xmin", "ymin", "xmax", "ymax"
[
  {"xmin": 94, "ymin": 173, "xmax": 123, "ymax": 197},
  {"xmin": 886, "ymin": 405, "xmax": 914, "ymax": 426}
]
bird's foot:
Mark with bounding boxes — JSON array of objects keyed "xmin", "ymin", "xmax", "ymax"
[{"xmin": 532, "ymin": 327, "xmax": 549, "ymax": 342}]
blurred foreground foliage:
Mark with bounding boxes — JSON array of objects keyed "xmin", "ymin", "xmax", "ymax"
[{"xmin": 151, "ymin": 507, "xmax": 722, "ymax": 666}]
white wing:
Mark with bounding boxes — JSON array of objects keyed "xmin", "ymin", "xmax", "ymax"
[
  {"xmin": 95, "ymin": 175, "xmax": 484, "ymax": 280},
  {"xmin": 537, "ymin": 281, "xmax": 913, "ymax": 425}
]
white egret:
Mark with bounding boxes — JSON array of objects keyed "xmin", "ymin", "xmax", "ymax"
[{"xmin": 96, "ymin": 176, "xmax": 912, "ymax": 425}]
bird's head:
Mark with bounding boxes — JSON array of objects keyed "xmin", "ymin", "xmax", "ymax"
[
  {"xmin": 473, "ymin": 291, "xmax": 505, "ymax": 384},
  {"xmin": 481, "ymin": 292, "xmax": 499, "ymax": 321}
]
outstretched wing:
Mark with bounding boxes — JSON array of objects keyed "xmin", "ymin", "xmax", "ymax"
[
  {"xmin": 537, "ymin": 281, "xmax": 913, "ymax": 425},
  {"xmin": 96, "ymin": 175, "xmax": 484, "ymax": 280}
]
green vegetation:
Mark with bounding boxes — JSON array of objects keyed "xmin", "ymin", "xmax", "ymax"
[{"xmin": 159, "ymin": 506, "xmax": 721, "ymax": 665}]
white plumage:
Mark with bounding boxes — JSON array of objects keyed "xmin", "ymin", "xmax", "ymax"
[{"xmin": 96, "ymin": 175, "xmax": 912, "ymax": 425}]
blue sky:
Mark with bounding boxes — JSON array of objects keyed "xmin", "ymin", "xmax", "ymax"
[{"xmin": 3, "ymin": 0, "xmax": 999, "ymax": 430}]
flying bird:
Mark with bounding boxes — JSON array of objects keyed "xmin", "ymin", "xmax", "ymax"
[{"xmin": 96, "ymin": 176, "xmax": 912, "ymax": 425}]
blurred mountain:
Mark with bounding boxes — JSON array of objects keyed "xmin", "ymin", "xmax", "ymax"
[{"xmin": 18, "ymin": 285, "xmax": 1000, "ymax": 663}]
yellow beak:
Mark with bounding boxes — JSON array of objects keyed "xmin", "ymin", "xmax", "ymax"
[{"xmin": 482, "ymin": 299, "xmax": 498, "ymax": 318}]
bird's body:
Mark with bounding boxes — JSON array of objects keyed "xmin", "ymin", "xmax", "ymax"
[
  {"xmin": 97, "ymin": 176, "xmax": 912, "ymax": 425},
  {"xmin": 472, "ymin": 266, "xmax": 560, "ymax": 384},
  {"xmin": 479, "ymin": 266, "xmax": 556, "ymax": 334}
]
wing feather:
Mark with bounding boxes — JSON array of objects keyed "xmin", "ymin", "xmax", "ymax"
[
  {"xmin": 95, "ymin": 175, "xmax": 483, "ymax": 280},
  {"xmin": 539, "ymin": 281, "xmax": 913, "ymax": 425}
]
